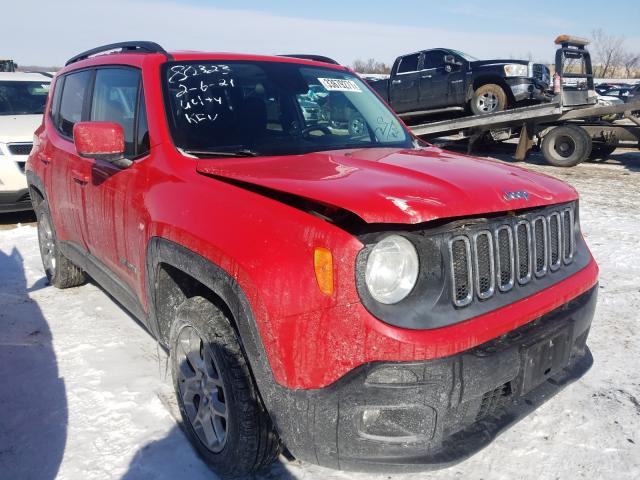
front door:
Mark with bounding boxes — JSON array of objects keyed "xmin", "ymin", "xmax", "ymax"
[
  {"xmin": 419, "ymin": 51, "xmax": 466, "ymax": 109},
  {"xmin": 80, "ymin": 67, "xmax": 150, "ymax": 299}
]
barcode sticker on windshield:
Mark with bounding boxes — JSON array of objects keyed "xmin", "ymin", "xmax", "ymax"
[{"xmin": 318, "ymin": 78, "xmax": 362, "ymax": 93}]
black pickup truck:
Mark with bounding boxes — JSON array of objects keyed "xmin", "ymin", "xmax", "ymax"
[{"xmin": 366, "ymin": 48, "xmax": 551, "ymax": 116}]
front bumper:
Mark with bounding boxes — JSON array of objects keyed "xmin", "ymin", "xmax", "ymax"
[
  {"xmin": 0, "ymin": 188, "xmax": 32, "ymax": 213},
  {"xmin": 272, "ymin": 285, "xmax": 597, "ymax": 471},
  {"xmin": 506, "ymin": 78, "xmax": 553, "ymax": 103}
]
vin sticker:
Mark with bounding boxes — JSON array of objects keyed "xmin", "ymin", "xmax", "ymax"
[{"xmin": 317, "ymin": 78, "xmax": 362, "ymax": 92}]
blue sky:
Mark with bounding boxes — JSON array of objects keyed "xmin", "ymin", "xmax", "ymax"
[
  {"xmin": 186, "ymin": 0, "xmax": 640, "ymax": 38},
  {"xmin": 2, "ymin": 0, "xmax": 639, "ymax": 66}
]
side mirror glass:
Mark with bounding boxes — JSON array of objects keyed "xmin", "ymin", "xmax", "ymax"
[
  {"xmin": 444, "ymin": 55, "xmax": 456, "ymax": 65},
  {"xmin": 73, "ymin": 122, "xmax": 130, "ymax": 167}
]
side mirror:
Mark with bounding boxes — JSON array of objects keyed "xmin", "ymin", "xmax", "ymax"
[
  {"xmin": 444, "ymin": 55, "xmax": 456, "ymax": 65},
  {"xmin": 73, "ymin": 122, "xmax": 131, "ymax": 167}
]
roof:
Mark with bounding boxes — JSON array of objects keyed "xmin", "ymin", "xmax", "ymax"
[
  {"xmin": 63, "ymin": 42, "xmax": 347, "ymax": 73},
  {"xmin": 168, "ymin": 51, "xmax": 346, "ymax": 69},
  {"xmin": 0, "ymin": 72, "xmax": 53, "ymax": 82}
]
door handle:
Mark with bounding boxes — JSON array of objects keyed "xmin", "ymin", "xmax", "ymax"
[
  {"xmin": 391, "ymin": 80, "xmax": 402, "ymax": 85},
  {"xmin": 421, "ymin": 74, "xmax": 433, "ymax": 79},
  {"xmin": 39, "ymin": 155, "xmax": 51, "ymax": 165},
  {"xmin": 71, "ymin": 169, "xmax": 89, "ymax": 185}
]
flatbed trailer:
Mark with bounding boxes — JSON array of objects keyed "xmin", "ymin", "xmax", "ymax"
[
  {"xmin": 410, "ymin": 100, "xmax": 640, "ymax": 166},
  {"xmin": 407, "ymin": 36, "xmax": 640, "ymax": 167}
]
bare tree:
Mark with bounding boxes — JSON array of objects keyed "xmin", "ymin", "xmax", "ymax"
[
  {"xmin": 621, "ymin": 51, "xmax": 640, "ymax": 78},
  {"xmin": 591, "ymin": 29, "xmax": 625, "ymax": 78},
  {"xmin": 351, "ymin": 58, "xmax": 391, "ymax": 74}
]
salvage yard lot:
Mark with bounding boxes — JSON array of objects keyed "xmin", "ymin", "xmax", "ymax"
[{"xmin": 1, "ymin": 147, "xmax": 639, "ymax": 480}]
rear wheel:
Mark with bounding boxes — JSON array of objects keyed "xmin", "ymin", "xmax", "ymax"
[
  {"xmin": 35, "ymin": 200, "xmax": 85, "ymax": 288},
  {"xmin": 470, "ymin": 84, "xmax": 507, "ymax": 115},
  {"xmin": 541, "ymin": 125, "xmax": 592, "ymax": 167},
  {"xmin": 170, "ymin": 296, "xmax": 281, "ymax": 476}
]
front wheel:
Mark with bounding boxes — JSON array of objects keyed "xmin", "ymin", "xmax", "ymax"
[
  {"xmin": 170, "ymin": 296, "xmax": 281, "ymax": 477},
  {"xmin": 541, "ymin": 125, "xmax": 592, "ymax": 167},
  {"xmin": 470, "ymin": 84, "xmax": 508, "ymax": 115}
]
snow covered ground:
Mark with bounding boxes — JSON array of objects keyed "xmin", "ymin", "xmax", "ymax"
[{"xmin": 1, "ymin": 148, "xmax": 639, "ymax": 480}]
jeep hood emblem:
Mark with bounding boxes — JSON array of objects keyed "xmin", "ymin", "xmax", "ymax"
[{"xmin": 504, "ymin": 190, "xmax": 529, "ymax": 201}]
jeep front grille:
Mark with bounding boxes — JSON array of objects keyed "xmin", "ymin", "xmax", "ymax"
[
  {"xmin": 7, "ymin": 143, "xmax": 33, "ymax": 156},
  {"xmin": 450, "ymin": 204, "xmax": 575, "ymax": 307},
  {"xmin": 450, "ymin": 236, "xmax": 473, "ymax": 306}
]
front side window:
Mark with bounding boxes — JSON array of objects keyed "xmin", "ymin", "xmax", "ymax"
[
  {"xmin": 0, "ymin": 81, "xmax": 50, "ymax": 115},
  {"xmin": 90, "ymin": 68, "xmax": 141, "ymax": 156},
  {"xmin": 423, "ymin": 51, "xmax": 446, "ymax": 70},
  {"xmin": 163, "ymin": 61, "xmax": 412, "ymax": 157},
  {"xmin": 58, "ymin": 70, "xmax": 92, "ymax": 137}
]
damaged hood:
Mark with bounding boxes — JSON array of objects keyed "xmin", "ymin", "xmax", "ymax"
[{"xmin": 195, "ymin": 147, "xmax": 577, "ymax": 224}]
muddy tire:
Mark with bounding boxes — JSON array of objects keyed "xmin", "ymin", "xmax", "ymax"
[
  {"xmin": 541, "ymin": 125, "xmax": 592, "ymax": 167},
  {"xmin": 35, "ymin": 200, "xmax": 86, "ymax": 288},
  {"xmin": 170, "ymin": 296, "xmax": 281, "ymax": 477},
  {"xmin": 470, "ymin": 84, "xmax": 508, "ymax": 115}
]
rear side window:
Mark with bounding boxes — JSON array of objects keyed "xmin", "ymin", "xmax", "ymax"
[
  {"xmin": 90, "ymin": 68, "xmax": 141, "ymax": 156},
  {"xmin": 49, "ymin": 78, "xmax": 63, "ymax": 123},
  {"xmin": 397, "ymin": 54, "xmax": 420, "ymax": 74},
  {"xmin": 58, "ymin": 70, "xmax": 92, "ymax": 138}
]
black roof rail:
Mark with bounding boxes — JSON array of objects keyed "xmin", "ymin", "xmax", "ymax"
[
  {"xmin": 279, "ymin": 54, "xmax": 340, "ymax": 65},
  {"xmin": 65, "ymin": 41, "xmax": 172, "ymax": 66}
]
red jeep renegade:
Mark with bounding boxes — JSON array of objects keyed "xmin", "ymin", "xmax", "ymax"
[{"xmin": 27, "ymin": 42, "xmax": 598, "ymax": 476}]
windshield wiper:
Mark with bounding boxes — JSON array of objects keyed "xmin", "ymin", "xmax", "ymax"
[{"xmin": 182, "ymin": 148, "xmax": 260, "ymax": 158}]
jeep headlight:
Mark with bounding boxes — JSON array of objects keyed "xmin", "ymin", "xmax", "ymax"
[
  {"xmin": 504, "ymin": 64, "xmax": 528, "ymax": 77},
  {"xmin": 365, "ymin": 235, "xmax": 419, "ymax": 304}
]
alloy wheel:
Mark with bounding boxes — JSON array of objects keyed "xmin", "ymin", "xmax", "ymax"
[
  {"xmin": 37, "ymin": 212, "xmax": 56, "ymax": 275},
  {"xmin": 477, "ymin": 92, "xmax": 499, "ymax": 113},
  {"xmin": 176, "ymin": 325, "xmax": 229, "ymax": 453}
]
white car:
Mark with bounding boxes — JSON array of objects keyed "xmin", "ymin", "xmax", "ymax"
[
  {"xmin": 0, "ymin": 72, "xmax": 51, "ymax": 212},
  {"xmin": 595, "ymin": 91, "xmax": 624, "ymax": 122},
  {"xmin": 596, "ymin": 92, "xmax": 624, "ymax": 107}
]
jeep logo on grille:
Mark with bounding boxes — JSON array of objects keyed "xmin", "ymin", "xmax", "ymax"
[{"xmin": 504, "ymin": 190, "xmax": 529, "ymax": 201}]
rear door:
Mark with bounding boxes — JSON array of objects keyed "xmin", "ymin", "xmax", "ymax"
[
  {"xmin": 81, "ymin": 66, "xmax": 149, "ymax": 296},
  {"xmin": 47, "ymin": 69, "xmax": 93, "ymax": 251},
  {"xmin": 389, "ymin": 53, "xmax": 421, "ymax": 113}
]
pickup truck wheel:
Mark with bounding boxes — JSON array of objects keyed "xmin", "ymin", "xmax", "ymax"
[
  {"xmin": 348, "ymin": 112, "xmax": 367, "ymax": 136},
  {"xmin": 541, "ymin": 125, "xmax": 592, "ymax": 167},
  {"xmin": 471, "ymin": 84, "xmax": 507, "ymax": 115},
  {"xmin": 170, "ymin": 296, "xmax": 281, "ymax": 476},
  {"xmin": 35, "ymin": 201, "xmax": 86, "ymax": 288}
]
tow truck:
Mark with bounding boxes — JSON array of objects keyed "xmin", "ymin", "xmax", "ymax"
[{"xmin": 407, "ymin": 35, "xmax": 640, "ymax": 167}]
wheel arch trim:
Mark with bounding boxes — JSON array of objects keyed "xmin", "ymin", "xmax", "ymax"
[{"xmin": 145, "ymin": 237, "xmax": 280, "ymax": 396}]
